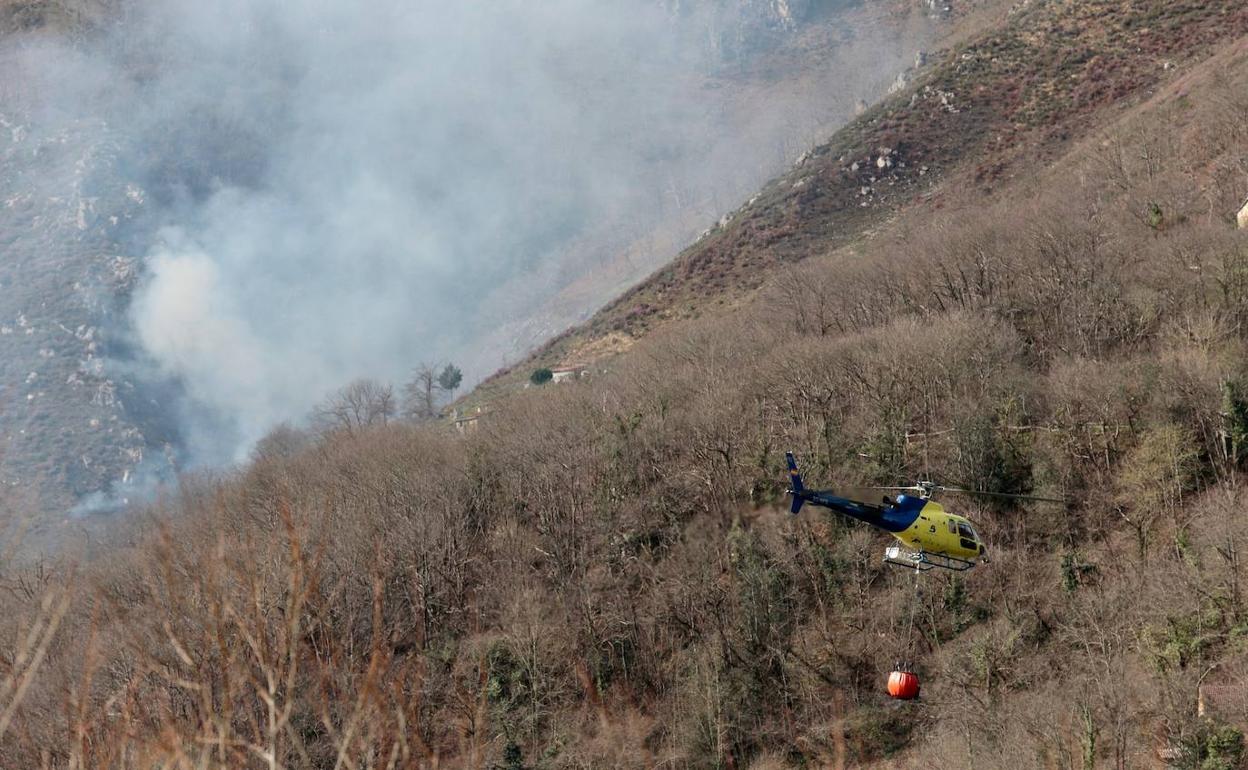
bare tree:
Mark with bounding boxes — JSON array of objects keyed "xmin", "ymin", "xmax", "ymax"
[
  {"xmin": 313, "ymin": 379, "xmax": 395, "ymax": 434},
  {"xmin": 404, "ymin": 362, "xmax": 463, "ymax": 421},
  {"xmin": 251, "ymin": 421, "xmax": 310, "ymax": 462},
  {"xmin": 404, "ymin": 364, "xmax": 439, "ymax": 421}
]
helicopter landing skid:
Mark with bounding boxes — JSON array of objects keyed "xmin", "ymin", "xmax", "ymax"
[{"xmin": 883, "ymin": 545, "xmax": 976, "ymax": 572}]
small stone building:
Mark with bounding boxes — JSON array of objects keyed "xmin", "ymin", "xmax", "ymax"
[
  {"xmin": 452, "ymin": 407, "xmax": 485, "ymax": 435},
  {"xmin": 551, "ymin": 365, "xmax": 587, "ymax": 384}
]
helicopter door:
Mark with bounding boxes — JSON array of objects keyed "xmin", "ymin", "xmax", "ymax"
[{"xmin": 956, "ymin": 522, "xmax": 978, "ymax": 551}]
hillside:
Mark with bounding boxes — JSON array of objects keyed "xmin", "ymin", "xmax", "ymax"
[
  {"xmin": 480, "ymin": 0, "xmax": 1248, "ymax": 394},
  {"xmin": 3, "ymin": 1, "xmax": 1248, "ymax": 769}
]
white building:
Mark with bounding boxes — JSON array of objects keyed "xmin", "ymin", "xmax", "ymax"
[{"xmin": 551, "ymin": 365, "xmax": 587, "ymax": 384}]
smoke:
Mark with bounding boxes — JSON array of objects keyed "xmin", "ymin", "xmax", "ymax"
[{"xmin": 7, "ymin": 0, "xmax": 923, "ymax": 468}]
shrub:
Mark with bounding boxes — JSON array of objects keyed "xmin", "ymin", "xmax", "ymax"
[{"xmin": 1178, "ymin": 723, "xmax": 1245, "ymax": 770}]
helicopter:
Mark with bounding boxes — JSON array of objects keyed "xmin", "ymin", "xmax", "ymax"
[{"xmin": 785, "ymin": 452, "xmax": 1063, "ymax": 572}]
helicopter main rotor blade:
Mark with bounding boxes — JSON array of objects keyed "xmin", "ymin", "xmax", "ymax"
[
  {"xmin": 940, "ymin": 487, "xmax": 1066, "ymax": 503},
  {"xmin": 868, "ymin": 486, "xmax": 923, "ymax": 492}
]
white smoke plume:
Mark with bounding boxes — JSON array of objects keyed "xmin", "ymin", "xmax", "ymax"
[{"xmin": 6, "ymin": 0, "xmax": 925, "ymax": 467}]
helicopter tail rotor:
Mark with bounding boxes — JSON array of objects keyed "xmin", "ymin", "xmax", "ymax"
[{"xmin": 785, "ymin": 452, "xmax": 807, "ymax": 514}]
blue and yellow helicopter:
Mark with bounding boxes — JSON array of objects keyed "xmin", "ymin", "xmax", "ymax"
[{"xmin": 785, "ymin": 452, "xmax": 1062, "ymax": 571}]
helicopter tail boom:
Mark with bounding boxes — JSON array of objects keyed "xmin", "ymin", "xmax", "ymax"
[{"xmin": 785, "ymin": 452, "xmax": 806, "ymax": 514}]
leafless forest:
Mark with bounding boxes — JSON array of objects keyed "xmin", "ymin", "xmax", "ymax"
[{"xmin": 4, "ymin": 3, "xmax": 1248, "ymax": 770}]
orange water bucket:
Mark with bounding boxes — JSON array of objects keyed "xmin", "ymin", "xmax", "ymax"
[{"xmin": 887, "ymin": 670, "xmax": 920, "ymax": 700}]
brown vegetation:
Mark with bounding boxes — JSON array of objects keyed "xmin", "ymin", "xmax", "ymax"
[
  {"xmin": 6, "ymin": 3, "xmax": 1248, "ymax": 770},
  {"xmin": 481, "ymin": 0, "xmax": 1248, "ymax": 400}
]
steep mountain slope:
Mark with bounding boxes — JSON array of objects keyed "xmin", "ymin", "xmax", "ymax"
[
  {"xmin": 455, "ymin": 0, "xmax": 941, "ymax": 375},
  {"xmin": 471, "ymin": 3, "xmax": 936, "ymax": 366},
  {"xmin": 483, "ymin": 0, "xmax": 1248, "ymax": 391},
  {"xmin": 3, "ymin": 1, "xmax": 1248, "ymax": 769}
]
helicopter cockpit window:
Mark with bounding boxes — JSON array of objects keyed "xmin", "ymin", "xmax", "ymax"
[
  {"xmin": 957, "ymin": 522, "xmax": 977, "ymax": 542},
  {"xmin": 947, "ymin": 520, "xmax": 957, "ymax": 535}
]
